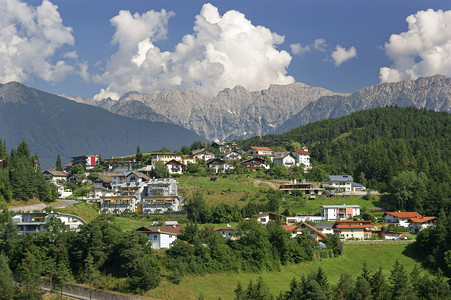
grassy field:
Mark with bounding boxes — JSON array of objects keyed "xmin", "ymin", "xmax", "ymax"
[
  {"xmin": 178, "ymin": 175, "xmax": 272, "ymax": 207},
  {"xmin": 56, "ymin": 202, "xmax": 100, "ymax": 223},
  {"xmin": 146, "ymin": 242, "xmax": 423, "ymax": 300}
]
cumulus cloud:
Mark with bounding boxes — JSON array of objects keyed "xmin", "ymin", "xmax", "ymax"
[
  {"xmin": 290, "ymin": 43, "xmax": 310, "ymax": 55},
  {"xmin": 313, "ymin": 39, "xmax": 327, "ymax": 52},
  {"xmin": 0, "ymin": 0, "xmax": 76, "ymax": 83},
  {"xmin": 94, "ymin": 3, "xmax": 294, "ymax": 99},
  {"xmin": 380, "ymin": 9, "xmax": 451, "ymax": 83},
  {"xmin": 331, "ymin": 45, "xmax": 357, "ymax": 66}
]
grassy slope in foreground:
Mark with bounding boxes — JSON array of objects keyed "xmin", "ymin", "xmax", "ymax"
[{"xmin": 146, "ymin": 243, "xmax": 422, "ymax": 300}]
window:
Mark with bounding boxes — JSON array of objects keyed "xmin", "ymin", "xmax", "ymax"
[{"xmin": 153, "ymin": 235, "xmax": 158, "ymax": 241}]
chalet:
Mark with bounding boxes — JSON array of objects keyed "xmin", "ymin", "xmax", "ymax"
[
  {"xmin": 273, "ymin": 152, "xmax": 296, "ymax": 168},
  {"xmin": 43, "ymin": 169, "xmax": 69, "ymax": 183},
  {"xmin": 321, "ymin": 205, "xmax": 361, "ymax": 221},
  {"xmin": 384, "ymin": 212, "xmax": 423, "ymax": 227},
  {"xmin": 293, "ymin": 222, "xmax": 327, "ymax": 241},
  {"xmin": 206, "ymin": 158, "xmax": 234, "ymax": 173},
  {"xmin": 87, "ymin": 187, "xmax": 115, "ymax": 199},
  {"xmin": 137, "ymin": 224, "xmax": 183, "ymax": 249},
  {"xmin": 125, "ymin": 171, "xmax": 150, "ymax": 185},
  {"xmin": 240, "ymin": 157, "xmax": 270, "ymax": 170},
  {"xmin": 253, "ymin": 212, "xmax": 286, "ymax": 224},
  {"xmin": 12, "ymin": 212, "xmax": 87, "ymax": 234},
  {"xmin": 333, "ymin": 220, "xmax": 374, "ymax": 240},
  {"xmin": 166, "ymin": 159, "xmax": 185, "ymax": 175},
  {"xmin": 291, "ymin": 150, "xmax": 311, "ymax": 170},
  {"xmin": 408, "ymin": 216, "xmax": 437, "ymax": 233},
  {"xmin": 222, "ymin": 150, "xmax": 242, "ymax": 161},
  {"xmin": 247, "ymin": 146, "xmax": 273, "ymax": 160},
  {"xmin": 66, "ymin": 174, "xmax": 85, "ymax": 185},
  {"xmin": 71, "ymin": 155, "xmax": 99, "ymax": 170},
  {"xmin": 192, "ymin": 149, "xmax": 215, "ymax": 161},
  {"xmin": 94, "ymin": 177, "xmax": 112, "ymax": 189},
  {"xmin": 214, "ymin": 225, "xmax": 237, "ymax": 241}
]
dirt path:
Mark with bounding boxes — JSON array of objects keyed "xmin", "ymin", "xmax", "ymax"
[
  {"xmin": 8, "ymin": 203, "xmax": 47, "ymax": 212},
  {"xmin": 252, "ymin": 179, "xmax": 281, "ymax": 190}
]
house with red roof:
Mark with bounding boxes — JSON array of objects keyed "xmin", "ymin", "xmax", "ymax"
[
  {"xmin": 408, "ymin": 216, "xmax": 437, "ymax": 233},
  {"xmin": 333, "ymin": 220, "xmax": 374, "ymax": 240},
  {"xmin": 383, "ymin": 212, "xmax": 423, "ymax": 227},
  {"xmin": 291, "ymin": 149, "xmax": 311, "ymax": 170},
  {"xmin": 293, "ymin": 222, "xmax": 327, "ymax": 241},
  {"xmin": 248, "ymin": 146, "xmax": 273, "ymax": 160},
  {"xmin": 136, "ymin": 224, "xmax": 183, "ymax": 249}
]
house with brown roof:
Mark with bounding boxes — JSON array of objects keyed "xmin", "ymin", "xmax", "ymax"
[
  {"xmin": 137, "ymin": 224, "xmax": 183, "ymax": 249},
  {"xmin": 240, "ymin": 157, "xmax": 270, "ymax": 170},
  {"xmin": 192, "ymin": 149, "xmax": 215, "ymax": 161},
  {"xmin": 206, "ymin": 158, "xmax": 234, "ymax": 173},
  {"xmin": 333, "ymin": 220, "xmax": 374, "ymax": 240},
  {"xmin": 383, "ymin": 212, "xmax": 423, "ymax": 228},
  {"xmin": 214, "ymin": 225, "xmax": 237, "ymax": 240},
  {"xmin": 292, "ymin": 222, "xmax": 327, "ymax": 241},
  {"xmin": 273, "ymin": 152, "xmax": 296, "ymax": 168},
  {"xmin": 222, "ymin": 150, "xmax": 242, "ymax": 161},
  {"xmin": 166, "ymin": 159, "xmax": 185, "ymax": 175},
  {"xmin": 43, "ymin": 169, "xmax": 69, "ymax": 183}
]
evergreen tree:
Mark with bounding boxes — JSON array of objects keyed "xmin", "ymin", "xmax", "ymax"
[
  {"xmin": 353, "ymin": 276, "xmax": 372, "ymax": 300},
  {"xmin": 370, "ymin": 267, "xmax": 390, "ymax": 300},
  {"xmin": 389, "ymin": 260, "xmax": 414, "ymax": 300},
  {"xmin": 55, "ymin": 154, "xmax": 63, "ymax": 171},
  {"xmin": 17, "ymin": 251, "xmax": 42, "ymax": 300},
  {"xmin": 135, "ymin": 145, "xmax": 144, "ymax": 162},
  {"xmin": 430, "ymin": 269, "xmax": 451, "ymax": 299},
  {"xmin": 54, "ymin": 250, "xmax": 73, "ymax": 298},
  {"xmin": 335, "ymin": 273, "xmax": 354, "ymax": 300},
  {"xmin": 0, "ymin": 253, "xmax": 15, "ymax": 300}
]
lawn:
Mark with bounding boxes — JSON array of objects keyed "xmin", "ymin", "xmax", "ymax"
[
  {"xmin": 56, "ymin": 201, "xmax": 100, "ymax": 223},
  {"xmin": 146, "ymin": 243, "xmax": 424, "ymax": 300},
  {"xmin": 178, "ymin": 175, "xmax": 272, "ymax": 207}
]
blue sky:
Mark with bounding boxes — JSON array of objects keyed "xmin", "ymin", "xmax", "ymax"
[{"xmin": 1, "ymin": 0, "xmax": 450, "ymax": 98}]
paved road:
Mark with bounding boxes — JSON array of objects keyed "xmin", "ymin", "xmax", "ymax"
[{"xmin": 8, "ymin": 203, "xmax": 47, "ymax": 212}]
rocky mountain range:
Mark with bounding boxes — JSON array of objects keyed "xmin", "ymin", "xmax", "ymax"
[{"xmin": 70, "ymin": 75, "xmax": 450, "ymax": 141}]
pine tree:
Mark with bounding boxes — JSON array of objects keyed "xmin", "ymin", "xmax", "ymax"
[
  {"xmin": 371, "ymin": 267, "xmax": 390, "ymax": 300},
  {"xmin": 389, "ymin": 260, "xmax": 414, "ymax": 300},
  {"xmin": 0, "ymin": 253, "xmax": 15, "ymax": 300},
  {"xmin": 136, "ymin": 145, "xmax": 143, "ymax": 162},
  {"xmin": 335, "ymin": 273, "xmax": 354, "ymax": 300},
  {"xmin": 55, "ymin": 154, "xmax": 63, "ymax": 171},
  {"xmin": 18, "ymin": 251, "xmax": 42, "ymax": 300},
  {"xmin": 353, "ymin": 276, "xmax": 372, "ymax": 300}
]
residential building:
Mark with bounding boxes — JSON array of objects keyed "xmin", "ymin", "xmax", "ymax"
[
  {"xmin": 71, "ymin": 155, "xmax": 99, "ymax": 170},
  {"xmin": 206, "ymin": 158, "xmax": 234, "ymax": 173},
  {"xmin": 273, "ymin": 152, "xmax": 296, "ymax": 168},
  {"xmin": 12, "ymin": 212, "xmax": 86, "ymax": 233},
  {"xmin": 125, "ymin": 171, "xmax": 150, "ymax": 184},
  {"xmin": 87, "ymin": 187, "xmax": 115, "ymax": 198},
  {"xmin": 333, "ymin": 220, "xmax": 374, "ymax": 240},
  {"xmin": 104, "ymin": 157, "xmax": 133, "ymax": 171},
  {"xmin": 166, "ymin": 159, "xmax": 185, "ymax": 175},
  {"xmin": 66, "ymin": 174, "xmax": 85, "ymax": 185},
  {"xmin": 136, "ymin": 224, "xmax": 183, "ymax": 249},
  {"xmin": 192, "ymin": 149, "xmax": 215, "ymax": 161},
  {"xmin": 181, "ymin": 155, "xmax": 196, "ymax": 165},
  {"xmin": 321, "ymin": 205, "xmax": 361, "ymax": 221},
  {"xmin": 247, "ymin": 146, "xmax": 273, "ymax": 159},
  {"xmin": 291, "ymin": 150, "xmax": 311, "ymax": 170},
  {"xmin": 140, "ymin": 178, "xmax": 182, "ymax": 213},
  {"xmin": 100, "ymin": 195, "xmax": 137, "ymax": 214},
  {"xmin": 253, "ymin": 212, "xmax": 286, "ymax": 224},
  {"xmin": 214, "ymin": 225, "xmax": 237, "ymax": 241},
  {"xmin": 293, "ymin": 222, "xmax": 327, "ymax": 241},
  {"xmin": 42, "ymin": 169, "xmax": 69, "ymax": 183},
  {"xmin": 240, "ymin": 157, "xmax": 270, "ymax": 170},
  {"xmin": 351, "ymin": 182, "xmax": 366, "ymax": 192},
  {"xmin": 94, "ymin": 177, "xmax": 112, "ymax": 189},
  {"xmin": 222, "ymin": 150, "xmax": 242, "ymax": 161},
  {"xmin": 151, "ymin": 153, "xmax": 182, "ymax": 165},
  {"xmin": 408, "ymin": 216, "xmax": 436, "ymax": 233},
  {"xmin": 111, "ymin": 172, "xmax": 128, "ymax": 190},
  {"xmin": 378, "ymin": 231, "xmax": 402, "ymax": 240},
  {"xmin": 327, "ymin": 175, "xmax": 354, "ymax": 192},
  {"xmin": 383, "ymin": 212, "xmax": 423, "ymax": 227},
  {"xmin": 286, "ymin": 215, "xmax": 324, "ymax": 225},
  {"xmin": 279, "ymin": 180, "xmax": 325, "ymax": 195}
]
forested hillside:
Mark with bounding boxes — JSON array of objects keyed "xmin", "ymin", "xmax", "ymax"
[{"xmin": 237, "ymin": 107, "xmax": 450, "ymax": 215}]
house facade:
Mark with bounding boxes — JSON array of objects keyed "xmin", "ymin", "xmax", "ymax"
[
  {"xmin": 248, "ymin": 146, "xmax": 273, "ymax": 160},
  {"xmin": 223, "ymin": 150, "xmax": 242, "ymax": 161},
  {"xmin": 408, "ymin": 217, "xmax": 436, "ymax": 233},
  {"xmin": 293, "ymin": 222, "xmax": 327, "ymax": 241},
  {"xmin": 273, "ymin": 152, "xmax": 296, "ymax": 168},
  {"xmin": 291, "ymin": 150, "xmax": 311, "ymax": 170},
  {"xmin": 279, "ymin": 180, "xmax": 325, "ymax": 195},
  {"xmin": 71, "ymin": 155, "xmax": 99, "ymax": 170},
  {"xmin": 240, "ymin": 157, "xmax": 270, "ymax": 170},
  {"xmin": 206, "ymin": 158, "xmax": 234, "ymax": 173},
  {"xmin": 253, "ymin": 212, "xmax": 286, "ymax": 224},
  {"xmin": 333, "ymin": 220, "xmax": 374, "ymax": 240},
  {"xmin": 166, "ymin": 160, "xmax": 185, "ymax": 175},
  {"xmin": 43, "ymin": 169, "xmax": 69, "ymax": 183},
  {"xmin": 192, "ymin": 149, "xmax": 215, "ymax": 161},
  {"xmin": 321, "ymin": 205, "xmax": 361, "ymax": 221},
  {"xmin": 384, "ymin": 212, "xmax": 423, "ymax": 227},
  {"xmin": 214, "ymin": 225, "xmax": 237, "ymax": 241},
  {"xmin": 137, "ymin": 224, "xmax": 183, "ymax": 249},
  {"xmin": 140, "ymin": 178, "xmax": 182, "ymax": 213},
  {"xmin": 151, "ymin": 153, "xmax": 182, "ymax": 165},
  {"xmin": 327, "ymin": 175, "xmax": 354, "ymax": 192},
  {"xmin": 12, "ymin": 212, "xmax": 87, "ymax": 234}
]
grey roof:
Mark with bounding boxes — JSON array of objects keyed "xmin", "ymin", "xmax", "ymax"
[
  {"xmin": 273, "ymin": 152, "xmax": 292, "ymax": 160},
  {"xmin": 328, "ymin": 175, "xmax": 354, "ymax": 182},
  {"xmin": 351, "ymin": 182, "xmax": 365, "ymax": 188}
]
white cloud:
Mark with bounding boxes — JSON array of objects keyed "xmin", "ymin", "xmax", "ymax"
[
  {"xmin": 331, "ymin": 45, "xmax": 357, "ymax": 66},
  {"xmin": 0, "ymin": 0, "xmax": 75, "ymax": 83},
  {"xmin": 290, "ymin": 43, "xmax": 310, "ymax": 55},
  {"xmin": 313, "ymin": 39, "xmax": 327, "ymax": 52},
  {"xmin": 380, "ymin": 9, "xmax": 451, "ymax": 83},
  {"xmin": 94, "ymin": 3, "xmax": 294, "ymax": 99}
]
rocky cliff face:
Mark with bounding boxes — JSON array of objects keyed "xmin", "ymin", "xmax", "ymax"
[
  {"xmin": 76, "ymin": 83, "xmax": 345, "ymax": 141},
  {"xmin": 277, "ymin": 75, "xmax": 451, "ymax": 133}
]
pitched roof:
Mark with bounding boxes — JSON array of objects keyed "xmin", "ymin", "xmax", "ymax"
[
  {"xmin": 95, "ymin": 177, "xmax": 111, "ymax": 183},
  {"xmin": 137, "ymin": 225, "xmax": 183, "ymax": 235},
  {"xmin": 44, "ymin": 169, "xmax": 69, "ymax": 177},
  {"xmin": 282, "ymin": 225, "xmax": 298, "ymax": 232},
  {"xmin": 250, "ymin": 146, "xmax": 272, "ymax": 152},
  {"xmin": 334, "ymin": 224, "xmax": 374, "ymax": 229},
  {"xmin": 408, "ymin": 216, "xmax": 436, "ymax": 223},
  {"xmin": 328, "ymin": 175, "xmax": 354, "ymax": 182},
  {"xmin": 214, "ymin": 226, "xmax": 237, "ymax": 231},
  {"xmin": 253, "ymin": 212, "xmax": 286, "ymax": 218},
  {"xmin": 293, "ymin": 150, "xmax": 310, "ymax": 155},
  {"xmin": 128, "ymin": 171, "xmax": 150, "ymax": 181},
  {"xmin": 384, "ymin": 212, "xmax": 422, "ymax": 219},
  {"xmin": 273, "ymin": 152, "xmax": 292, "ymax": 159},
  {"xmin": 296, "ymin": 222, "xmax": 327, "ymax": 239}
]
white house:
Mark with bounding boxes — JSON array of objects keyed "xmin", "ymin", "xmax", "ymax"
[
  {"xmin": 383, "ymin": 212, "xmax": 423, "ymax": 228},
  {"xmin": 327, "ymin": 175, "xmax": 354, "ymax": 192},
  {"xmin": 206, "ymin": 158, "xmax": 234, "ymax": 173},
  {"xmin": 291, "ymin": 150, "xmax": 311, "ymax": 169},
  {"xmin": 321, "ymin": 205, "xmax": 361, "ymax": 221},
  {"xmin": 253, "ymin": 212, "xmax": 286, "ymax": 224},
  {"xmin": 408, "ymin": 216, "xmax": 436, "ymax": 233},
  {"xmin": 88, "ymin": 187, "xmax": 115, "ymax": 199},
  {"xmin": 333, "ymin": 220, "xmax": 374, "ymax": 240},
  {"xmin": 137, "ymin": 225, "xmax": 183, "ymax": 249},
  {"xmin": 111, "ymin": 172, "xmax": 128, "ymax": 190},
  {"xmin": 100, "ymin": 195, "xmax": 137, "ymax": 214},
  {"xmin": 248, "ymin": 146, "xmax": 273, "ymax": 160},
  {"xmin": 292, "ymin": 222, "xmax": 327, "ymax": 241},
  {"xmin": 166, "ymin": 159, "xmax": 185, "ymax": 175},
  {"xmin": 214, "ymin": 225, "xmax": 237, "ymax": 241},
  {"xmin": 240, "ymin": 157, "xmax": 270, "ymax": 170},
  {"xmin": 12, "ymin": 212, "xmax": 87, "ymax": 234},
  {"xmin": 273, "ymin": 152, "xmax": 296, "ymax": 168},
  {"xmin": 151, "ymin": 153, "xmax": 182, "ymax": 165},
  {"xmin": 286, "ymin": 215, "xmax": 324, "ymax": 225},
  {"xmin": 222, "ymin": 150, "xmax": 242, "ymax": 161},
  {"xmin": 192, "ymin": 149, "xmax": 215, "ymax": 161},
  {"xmin": 43, "ymin": 169, "xmax": 69, "ymax": 183}
]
